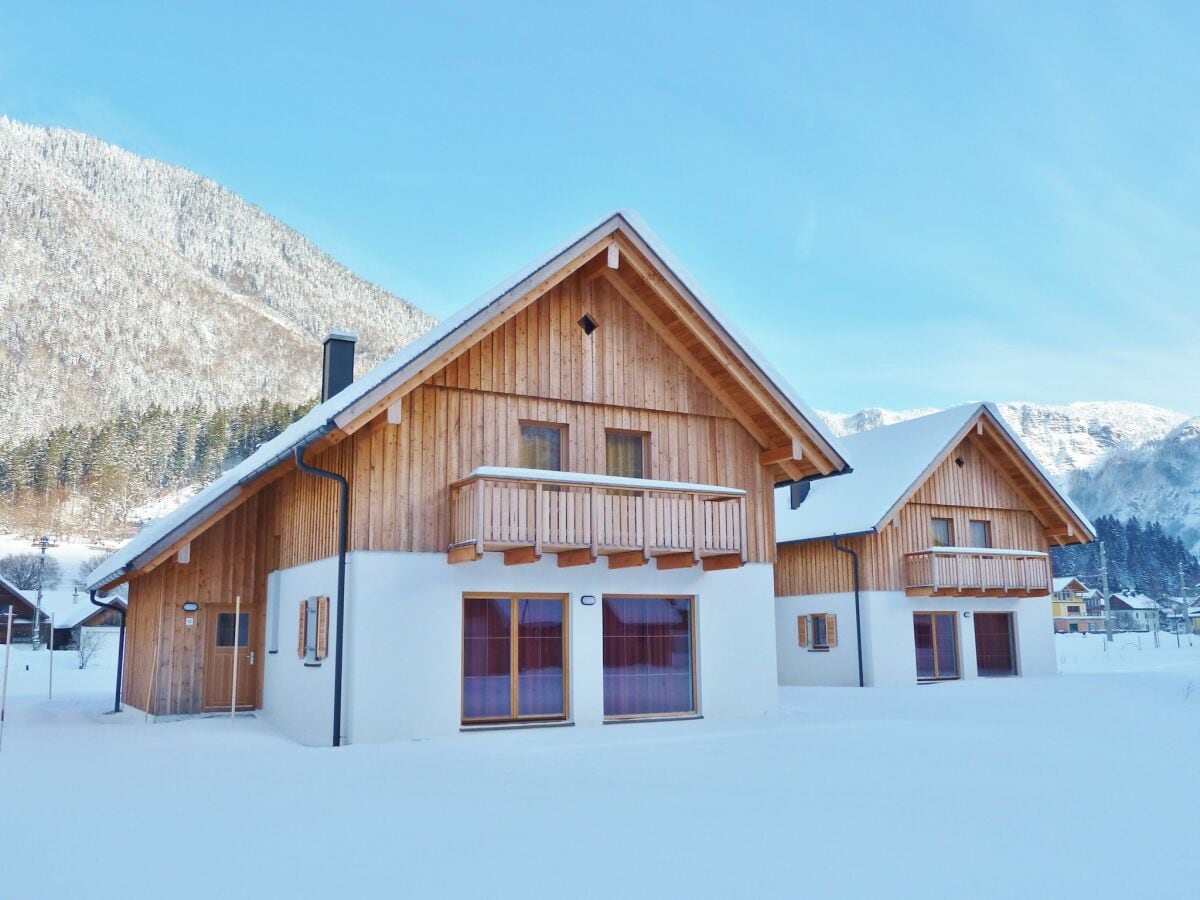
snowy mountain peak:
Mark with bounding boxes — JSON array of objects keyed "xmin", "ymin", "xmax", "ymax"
[{"xmin": 822, "ymin": 401, "xmax": 1187, "ymax": 480}]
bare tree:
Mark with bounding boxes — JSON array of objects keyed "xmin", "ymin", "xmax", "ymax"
[
  {"xmin": 74, "ymin": 552, "xmax": 109, "ymax": 589},
  {"xmin": 0, "ymin": 552, "xmax": 63, "ymax": 590},
  {"xmin": 73, "ymin": 628, "xmax": 105, "ymax": 670}
]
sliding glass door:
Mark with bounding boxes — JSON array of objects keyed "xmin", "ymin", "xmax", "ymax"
[
  {"xmin": 462, "ymin": 594, "xmax": 567, "ymax": 723},
  {"xmin": 912, "ymin": 612, "xmax": 959, "ymax": 681},
  {"xmin": 602, "ymin": 596, "xmax": 696, "ymax": 718}
]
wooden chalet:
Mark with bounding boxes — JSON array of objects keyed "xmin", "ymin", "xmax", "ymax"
[
  {"xmin": 773, "ymin": 403, "xmax": 1095, "ymax": 687},
  {"xmin": 86, "ymin": 211, "xmax": 848, "ymax": 744}
]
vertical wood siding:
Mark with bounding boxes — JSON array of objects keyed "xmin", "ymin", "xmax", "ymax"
[
  {"xmin": 121, "ymin": 266, "xmax": 782, "ymax": 711},
  {"xmin": 775, "ymin": 435, "xmax": 1052, "ymax": 596},
  {"xmin": 123, "ymin": 496, "xmax": 270, "ymax": 715}
]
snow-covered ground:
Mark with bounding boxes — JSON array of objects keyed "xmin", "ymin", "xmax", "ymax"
[{"xmin": 2, "ymin": 634, "xmax": 1197, "ymax": 899}]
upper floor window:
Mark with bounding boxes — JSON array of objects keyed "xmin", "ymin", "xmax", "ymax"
[
  {"xmin": 519, "ymin": 423, "xmax": 565, "ymax": 471},
  {"xmin": 969, "ymin": 519, "xmax": 992, "ymax": 549},
  {"xmin": 930, "ymin": 518, "xmax": 953, "ymax": 547},
  {"xmin": 606, "ymin": 430, "xmax": 647, "ymax": 480}
]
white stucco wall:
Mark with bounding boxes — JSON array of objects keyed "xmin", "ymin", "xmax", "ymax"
[
  {"xmin": 776, "ymin": 590, "xmax": 1058, "ymax": 688},
  {"xmin": 775, "ymin": 592, "xmax": 862, "ymax": 687},
  {"xmin": 265, "ymin": 552, "xmax": 777, "ymax": 746},
  {"xmin": 261, "ymin": 557, "xmax": 340, "ymax": 746}
]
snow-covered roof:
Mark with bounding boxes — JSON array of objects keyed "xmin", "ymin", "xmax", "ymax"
[
  {"xmin": 775, "ymin": 403, "xmax": 1094, "ymax": 545},
  {"xmin": 0, "ymin": 570, "xmax": 30, "ymax": 605},
  {"xmin": 1053, "ymin": 577, "xmax": 1092, "ymax": 593},
  {"xmin": 1110, "ymin": 593, "xmax": 1158, "ymax": 611},
  {"xmin": 17, "ymin": 588, "xmax": 124, "ymax": 630},
  {"xmin": 87, "ymin": 211, "xmax": 845, "ymax": 591}
]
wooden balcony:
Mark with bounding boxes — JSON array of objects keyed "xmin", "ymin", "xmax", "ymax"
[
  {"xmin": 904, "ymin": 548, "xmax": 1052, "ymax": 598},
  {"xmin": 448, "ymin": 467, "xmax": 748, "ymax": 570}
]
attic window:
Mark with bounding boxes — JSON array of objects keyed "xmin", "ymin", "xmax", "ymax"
[{"xmin": 578, "ymin": 314, "xmax": 597, "ymax": 335}]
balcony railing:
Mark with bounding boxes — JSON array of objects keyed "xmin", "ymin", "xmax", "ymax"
[
  {"xmin": 448, "ymin": 467, "xmax": 748, "ymax": 570},
  {"xmin": 904, "ymin": 548, "xmax": 1052, "ymax": 597}
]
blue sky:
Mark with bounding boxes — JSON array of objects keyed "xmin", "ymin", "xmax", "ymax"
[{"xmin": 3, "ymin": 1, "xmax": 1198, "ymax": 414}]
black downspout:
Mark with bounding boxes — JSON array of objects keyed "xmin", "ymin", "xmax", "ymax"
[
  {"xmin": 294, "ymin": 443, "xmax": 349, "ymax": 748},
  {"xmin": 832, "ymin": 536, "xmax": 866, "ymax": 688},
  {"xmin": 89, "ymin": 590, "xmax": 126, "ymax": 714}
]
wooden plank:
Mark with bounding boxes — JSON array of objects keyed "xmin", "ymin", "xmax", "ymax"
[
  {"xmin": 503, "ymin": 546, "xmax": 540, "ymax": 566},
  {"xmin": 556, "ymin": 548, "xmax": 595, "ymax": 568},
  {"xmin": 655, "ymin": 552, "xmax": 695, "ymax": 571},
  {"xmin": 701, "ymin": 553, "xmax": 742, "ymax": 572},
  {"xmin": 607, "ymin": 550, "xmax": 648, "ymax": 569}
]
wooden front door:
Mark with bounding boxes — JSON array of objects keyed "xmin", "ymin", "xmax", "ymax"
[
  {"xmin": 974, "ymin": 612, "xmax": 1016, "ymax": 677},
  {"xmin": 202, "ymin": 606, "xmax": 256, "ymax": 711}
]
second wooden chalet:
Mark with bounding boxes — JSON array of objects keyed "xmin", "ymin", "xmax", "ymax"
[
  {"xmin": 86, "ymin": 211, "xmax": 849, "ymax": 745},
  {"xmin": 774, "ymin": 404, "xmax": 1095, "ymax": 687}
]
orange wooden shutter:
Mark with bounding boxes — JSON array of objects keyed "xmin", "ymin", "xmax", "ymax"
[
  {"xmin": 297, "ymin": 599, "xmax": 308, "ymax": 658},
  {"xmin": 315, "ymin": 596, "xmax": 329, "ymax": 660},
  {"xmin": 797, "ymin": 615, "xmax": 808, "ymax": 647},
  {"xmin": 826, "ymin": 613, "xmax": 838, "ymax": 648}
]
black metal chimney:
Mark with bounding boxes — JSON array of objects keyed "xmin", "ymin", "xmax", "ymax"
[{"xmin": 321, "ymin": 329, "xmax": 358, "ymax": 402}]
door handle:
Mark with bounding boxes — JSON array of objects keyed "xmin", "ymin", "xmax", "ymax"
[{"xmin": 248, "ymin": 651, "xmax": 255, "ymax": 666}]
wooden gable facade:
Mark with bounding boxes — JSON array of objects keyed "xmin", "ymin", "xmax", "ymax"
[
  {"xmin": 117, "ymin": 219, "xmax": 844, "ymax": 715},
  {"xmin": 775, "ymin": 409, "xmax": 1090, "ymax": 599}
]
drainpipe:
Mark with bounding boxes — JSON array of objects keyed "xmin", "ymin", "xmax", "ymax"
[
  {"xmin": 294, "ymin": 442, "xmax": 349, "ymax": 748},
  {"xmin": 89, "ymin": 590, "xmax": 126, "ymax": 714},
  {"xmin": 832, "ymin": 536, "xmax": 865, "ymax": 688}
]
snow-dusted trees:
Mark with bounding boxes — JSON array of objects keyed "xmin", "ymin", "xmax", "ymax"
[{"xmin": 0, "ymin": 398, "xmax": 312, "ymax": 534}]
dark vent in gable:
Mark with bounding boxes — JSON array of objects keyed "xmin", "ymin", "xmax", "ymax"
[{"xmin": 578, "ymin": 314, "xmax": 597, "ymax": 335}]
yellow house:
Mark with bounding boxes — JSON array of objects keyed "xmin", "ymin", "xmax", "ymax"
[{"xmin": 1052, "ymin": 577, "xmax": 1104, "ymax": 633}]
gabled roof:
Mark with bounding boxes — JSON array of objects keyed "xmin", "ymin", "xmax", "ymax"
[
  {"xmin": 775, "ymin": 403, "xmax": 1095, "ymax": 545},
  {"xmin": 1053, "ymin": 577, "xmax": 1092, "ymax": 594},
  {"xmin": 88, "ymin": 211, "xmax": 848, "ymax": 592},
  {"xmin": 0, "ymin": 572, "xmax": 37, "ymax": 616},
  {"xmin": 1110, "ymin": 593, "xmax": 1158, "ymax": 611},
  {"xmin": 18, "ymin": 588, "xmax": 125, "ymax": 630}
]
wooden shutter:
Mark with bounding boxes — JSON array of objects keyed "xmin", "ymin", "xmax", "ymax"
[
  {"xmin": 796, "ymin": 615, "xmax": 808, "ymax": 647},
  {"xmin": 826, "ymin": 613, "xmax": 838, "ymax": 648},
  {"xmin": 315, "ymin": 596, "xmax": 329, "ymax": 661},
  {"xmin": 297, "ymin": 599, "xmax": 308, "ymax": 658}
]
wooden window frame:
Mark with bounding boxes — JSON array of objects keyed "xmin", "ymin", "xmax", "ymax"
[
  {"xmin": 604, "ymin": 428, "xmax": 650, "ymax": 480},
  {"xmin": 913, "ymin": 611, "xmax": 960, "ymax": 682},
  {"xmin": 518, "ymin": 420, "xmax": 567, "ymax": 471},
  {"xmin": 810, "ymin": 614, "xmax": 827, "ymax": 651},
  {"xmin": 460, "ymin": 592, "xmax": 570, "ymax": 726},
  {"xmin": 968, "ymin": 519, "xmax": 992, "ymax": 549},
  {"xmin": 602, "ymin": 594, "xmax": 699, "ymax": 722},
  {"xmin": 930, "ymin": 517, "xmax": 954, "ymax": 548}
]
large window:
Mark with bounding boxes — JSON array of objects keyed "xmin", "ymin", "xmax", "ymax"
[
  {"xmin": 606, "ymin": 430, "xmax": 647, "ymax": 480},
  {"xmin": 913, "ymin": 612, "xmax": 959, "ymax": 681},
  {"xmin": 930, "ymin": 518, "xmax": 953, "ymax": 547},
  {"xmin": 968, "ymin": 519, "xmax": 992, "ymax": 548},
  {"xmin": 462, "ymin": 594, "xmax": 567, "ymax": 723},
  {"xmin": 602, "ymin": 596, "xmax": 696, "ymax": 718},
  {"xmin": 519, "ymin": 423, "xmax": 565, "ymax": 471}
]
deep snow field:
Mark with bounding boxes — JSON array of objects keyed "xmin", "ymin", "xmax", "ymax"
[{"xmin": 1, "ymin": 632, "xmax": 1197, "ymax": 899}]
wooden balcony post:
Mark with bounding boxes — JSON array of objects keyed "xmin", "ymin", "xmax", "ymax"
[
  {"xmin": 474, "ymin": 478, "xmax": 485, "ymax": 558},
  {"xmin": 589, "ymin": 485, "xmax": 599, "ymax": 560},
  {"xmin": 739, "ymin": 497, "xmax": 748, "ymax": 563},
  {"xmin": 641, "ymin": 490, "xmax": 651, "ymax": 561},
  {"xmin": 534, "ymin": 481, "xmax": 544, "ymax": 559},
  {"xmin": 691, "ymin": 493, "xmax": 702, "ymax": 563}
]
